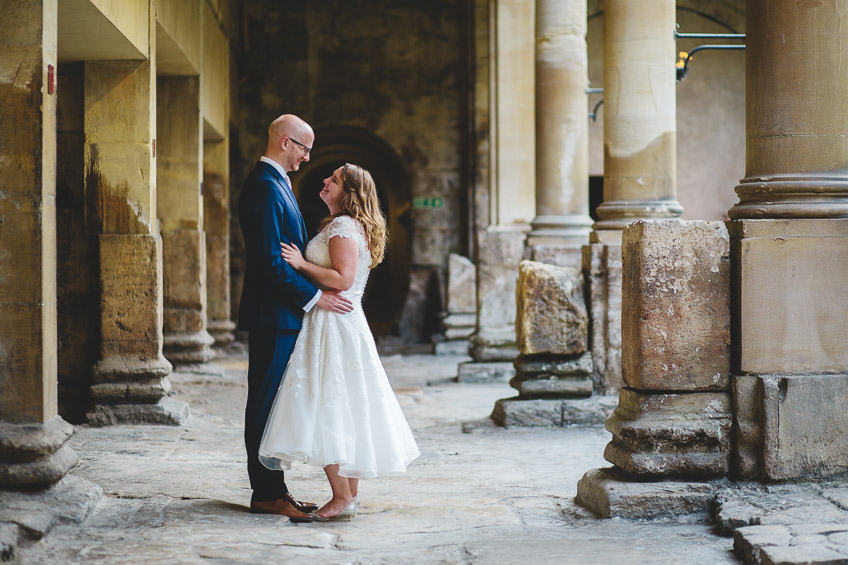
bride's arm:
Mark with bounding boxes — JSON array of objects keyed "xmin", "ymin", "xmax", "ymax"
[{"xmin": 281, "ymin": 236, "xmax": 358, "ymax": 291}]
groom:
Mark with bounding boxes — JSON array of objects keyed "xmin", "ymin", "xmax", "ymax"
[{"xmin": 238, "ymin": 114, "xmax": 353, "ymax": 522}]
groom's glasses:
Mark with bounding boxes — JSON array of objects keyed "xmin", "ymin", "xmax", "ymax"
[{"xmin": 287, "ymin": 136, "xmax": 312, "ymax": 154}]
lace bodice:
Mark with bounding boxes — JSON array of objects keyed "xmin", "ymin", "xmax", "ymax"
[{"xmin": 304, "ymin": 215, "xmax": 371, "ymax": 303}]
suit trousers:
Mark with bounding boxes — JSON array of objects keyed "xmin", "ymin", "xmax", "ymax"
[{"xmin": 245, "ymin": 329, "xmax": 299, "ymax": 501}]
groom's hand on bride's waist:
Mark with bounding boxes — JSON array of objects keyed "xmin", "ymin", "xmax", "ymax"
[{"xmin": 316, "ymin": 290, "xmax": 354, "ymax": 313}]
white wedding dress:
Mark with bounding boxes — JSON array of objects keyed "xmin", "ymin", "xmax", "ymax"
[{"xmin": 259, "ymin": 215, "xmax": 420, "ymax": 478}]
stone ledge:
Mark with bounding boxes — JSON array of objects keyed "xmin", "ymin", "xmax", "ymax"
[
  {"xmin": 491, "ymin": 395, "xmax": 618, "ymax": 428},
  {"xmin": 0, "ymin": 445, "xmax": 79, "ymax": 489},
  {"xmin": 0, "ymin": 475, "xmax": 102, "ymax": 561},
  {"xmin": 86, "ymin": 397, "xmax": 190, "ymax": 426},
  {"xmin": 575, "ymin": 466, "xmax": 721, "ymax": 521},
  {"xmin": 733, "ymin": 524, "xmax": 848, "ymax": 565},
  {"xmin": 457, "ymin": 361, "xmax": 514, "ymax": 383}
]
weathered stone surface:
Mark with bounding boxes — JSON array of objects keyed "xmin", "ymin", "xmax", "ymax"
[
  {"xmin": 0, "ymin": 446, "xmax": 79, "ymax": 489},
  {"xmin": 0, "ymin": 417, "xmax": 73, "ymax": 461},
  {"xmin": 733, "ymin": 523, "xmax": 848, "ymax": 565},
  {"xmin": 491, "ymin": 398, "xmax": 563, "ymax": 427},
  {"xmin": 762, "ymin": 374, "xmax": 848, "ymax": 481},
  {"xmin": 457, "ymin": 361, "xmax": 513, "ymax": 383},
  {"xmin": 470, "ymin": 228, "xmax": 526, "ymax": 360},
  {"xmin": 605, "ymin": 388, "xmax": 732, "ymax": 478},
  {"xmin": 509, "ymin": 375, "xmax": 593, "ymax": 398},
  {"xmin": 575, "ymin": 467, "xmax": 719, "ymax": 520},
  {"xmin": 86, "ymin": 397, "xmax": 190, "ymax": 426},
  {"xmin": 513, "ymin": 352, "xmax": 594, "ymax": 377},
  {"xmin": 446, "ymin": 254, "xmax": 476, "ymax": 314},
  {"xmin": 733, "ymin": 374, "xmax": 763, "ymax": 479},
  {"xmin": 732, "ymin": 373, "xmax": 848, "ymax": 481},
  {"xmin": 583, "ymin": 243, "xmax": 622, "ymax": 392},
  {"xmin": 515, "ymin": 261, "xmax": 587, "ymax": 356},
  {"xmin": 731, "ymin": 220, "xmax": 848, "ymax": 375},
  {"xmin": 0, "ymin": 475, "xmax": 102, "ymax": 539},
  {"xmin": 434, "ymin": 340, "xmax": 469, "ymax": 356},
  {"xmin": 528, "ymin": 244, "xmax": 583, "ymax": 269},
  {"xmin": 491, "ymin": 395, "xmax": 617, "ymax": 427},
  {"xmin": 468, "ymin": 339, "xmax": 519, "ymax": 362},
  {"xmin": 621, "ymin": 220, "xmax": 730, "ymax": 391}
]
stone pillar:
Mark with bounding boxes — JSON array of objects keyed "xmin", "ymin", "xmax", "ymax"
[
  {"xmin": 203, "ymin": 137, "xmax": 235, "ymax": 348},
  {"xmin": 592, "ymin": 0, "xmax": 683, "ymax": 242},
  {"xmin": 434, "ymin": 254, "xmax": 476, "ymax": 356},
  {"xmin": 0, "ymin": 0, "xmax": 79, "ymax": 488},
  {"xmin": 460, "ymin": 0, "xmax": 535, "ymax": 383},
  {"xmin": 582, "ymin": 0, "xmax": 683, "ymax": 394},
  {"xmin": 492, "ymin": 261, "xmax": 602, "ymax": 427},
  {"xmin": 528, "ymin": 0, "xmax": 592, "ymax": 265},
  {"xmin": 576, "ymin": 220, "xmax": 731, "ymax": 518},
  {"xmin": 157, "ymin": 76, "xmax": 216, "ymax": 373},
  {"xmin": 84, "ymin": 9, "xmax": 188, "ymax": 425},
  {"xmin": 458, "ymin": 229, "xmax": 525, "ymax": 383},
  {"xmin": 728, "ymin": 0, "xmax": 848, "ymax": 481}
]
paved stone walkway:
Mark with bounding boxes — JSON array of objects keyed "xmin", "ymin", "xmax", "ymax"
[{"xmin": 3, "ymin": 352, "xmax": 798, "ymax": 564}]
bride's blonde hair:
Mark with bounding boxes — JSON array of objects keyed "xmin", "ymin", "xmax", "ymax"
[{"xmin": 323, "ymin": 163, "xmax": 387, "ymax": 268}]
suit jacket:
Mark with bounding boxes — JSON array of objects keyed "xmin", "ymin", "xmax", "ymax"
[{"xmin": 237, "ymin": 161, "xmax": 318, "ymax": 331}]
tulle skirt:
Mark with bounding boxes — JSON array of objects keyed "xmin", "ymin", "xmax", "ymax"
[{"xmin": 258, "ymin": 307, "xmax": 420, "ymax": 479}]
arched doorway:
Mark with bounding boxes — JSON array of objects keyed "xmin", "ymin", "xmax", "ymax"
[{"xmin": 291, "ymin": 126, "xmax": 411, "ymax": 338}]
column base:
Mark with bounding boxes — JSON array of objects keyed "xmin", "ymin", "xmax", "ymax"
[
  {"xmin": 434, "ymin": 340, "xmax": 470, "ymax": 356},
  {"xmin": 0, "ymin": 475, "xmax": 102, "ymax": 562},
  {"xmin": 164, "ymin": 330, "xmax": 217, "ymax": 371},
  {"xmin": 457, "ymin": 361, "xmax": 514, "ymax": 383},
  {"xmin": 86, "ymin": 397, "xmax": 190, "ymax": 426},
  {"xmin": 491, "ymin": 395, "xmax": 617, "ymax": 428},
  {"xmin": 605, "ymin": 389, "xmax": 732, "ymax": 479},
  {"xmin": 207, "ymin": 319, "xmax": 236, "ymax": 346},
  {"xmin": 575, "ymin": 466, "xmax": 720, "ymax": 520},
  {"xmin": 511, "ymin": 353, "xmax": 594, "ymax": 397},
  {"xmin": 582, "ymin": 243, "xmax": 623, "ymax": 393},
  {"xmin": 0, "ymin": 417, "xmax": 79, "ymax": 489},
  {"xmin": 527, "ymin": 215, "xmax": 593, "ymax": 247}
]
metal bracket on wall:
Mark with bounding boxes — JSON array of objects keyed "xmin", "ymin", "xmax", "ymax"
[
  {"xmin": 675, "ymin": 30, "xmax": 746, "ymax": 82},
  {"xmin": 586, "ymin": 86, "xmax": 604, "ymax": 122}
]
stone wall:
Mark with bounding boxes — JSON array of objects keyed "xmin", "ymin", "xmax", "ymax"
[{"xmin": 233, "ymin": 0, "xmax": 468, "ymax": 343}]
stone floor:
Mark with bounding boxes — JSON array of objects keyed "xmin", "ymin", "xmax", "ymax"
[{"xmin": 4, "ymin": 352, "xmax": 842, "ymax": 564}]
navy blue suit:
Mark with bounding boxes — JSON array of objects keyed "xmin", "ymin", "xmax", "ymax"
[{"xmin": 238, "ymin": 160, "xmax": 318, "ymax": 501}]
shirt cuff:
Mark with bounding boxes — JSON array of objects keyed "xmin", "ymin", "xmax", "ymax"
[{"xmin": 303, "ymin": 289, "xmax": 321, "ymax": 312}]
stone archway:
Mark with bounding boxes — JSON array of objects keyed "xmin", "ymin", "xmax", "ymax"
[{"xmin": 291, "ymin": 126, "xmax": 412, "ymax": 339}]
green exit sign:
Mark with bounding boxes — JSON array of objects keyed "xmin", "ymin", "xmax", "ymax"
[{"xmin": 413, "ymin": 197, "xmax": 443, "ymax": 209}]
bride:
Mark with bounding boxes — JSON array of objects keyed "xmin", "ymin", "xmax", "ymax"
[{"xmin": 258, "ymin": 163, "xmax": 419, "ymax": 521}]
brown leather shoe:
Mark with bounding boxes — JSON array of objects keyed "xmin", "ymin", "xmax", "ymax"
[
  {"xmin": 284, "ymin": 492, "xmax": 319, "ymax": 513},
  {"xmin": 250, "ymin": 498, "xmax": 316, "ymax": 523}
]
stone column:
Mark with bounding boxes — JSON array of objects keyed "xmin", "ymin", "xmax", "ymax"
[
  {"xmin": 729, "ymin": 0, "xmax": 848, "ymax": 481},
  {"xmin": 582, "ymin": 0, "xmax": 682, "ymax": 394},
  {"xmin": 434, "ymin": 254, "xmax": 476, "ymax": 356},
  {"xmin": 459, "ymin": 0, "xmax": 534, "ymax": 382},
  {"xmin": 157, "ymin": 76, "xmax": 216, "ymax": 373},
  {"xmin": 0, "ymin": 0, "xmax": 79, "ymax": 488},
  {"xmin": 204, "ymin": 138, "xmax": 235, "ymax": 348},
  {"xmin": 576, "ymin": 220, "xmax": 732, "ymax": 519},
  {"xmin": 591, "ymin": 0, "xmax": 683, "ymax": 242},
  {"xmin": 528, "ymin": 0, "xmax": 592, "ymax": 265},
  {"xmin": 84, "ymin": 7, "xmax": 188, "ymax": 425},
  {"xmin": 492, "ymin": 261, "xmax": 601, "ymax": 428}
]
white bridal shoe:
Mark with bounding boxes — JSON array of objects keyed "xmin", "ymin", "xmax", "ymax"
[{"xmin": 311, "ymin": 498, "xmax": 357, "ymax": 522}]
